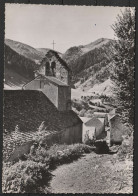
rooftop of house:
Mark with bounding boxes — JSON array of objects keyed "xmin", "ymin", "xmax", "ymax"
[
  {"xmin": 109, "ymin": 109, "xmax": 116, "ymax": 115},
  {"xmin": 108, "ymin": 114, "xmax": 118, "ymax": 121},
  {"xmin": 80, "ymin": 117, "xmax": 91, "ymax": 123},
  {"xmin": 85, "ymin": 117, "xmax": 103, "ymax": 127},
  {"xmin": 98, "ymin": 118, "xmax": 105, "ymax": 124},
  {"xmin": 4, "ymin": 90, "xmax": 82, "ymax": 134}
]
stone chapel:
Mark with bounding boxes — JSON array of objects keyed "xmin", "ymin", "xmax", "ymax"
[{"xmin": 23, "ymin": 50, "xmax": 72, "ymax": 111}]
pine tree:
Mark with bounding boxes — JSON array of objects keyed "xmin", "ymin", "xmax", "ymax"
[{"xmin": 111, "ymin": 8, "xmax": 135, "ymax": 127}]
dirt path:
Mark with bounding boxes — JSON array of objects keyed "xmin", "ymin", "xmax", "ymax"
[{"xmin": 49, "ymin": 152, "xmax": 133, "ymax": 193}]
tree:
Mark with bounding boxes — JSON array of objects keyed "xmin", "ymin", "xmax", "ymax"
[{"xmin": 111, "ymin": 8, "xmax": 135, "ymax": 127}]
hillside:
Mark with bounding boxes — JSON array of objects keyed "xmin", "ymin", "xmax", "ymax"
[
  {"xmin": 4, "ymin": 38, "xmax": 116, "ymax": 94},
  {"xmin": 72, "ymin": 78, "xmax": 115, "ymax": 99},
  {"xmin": 63, "ymin": 38, "xmax": 112, "ymax": 65},
  {"xmin": 37, "ymin": 48, "xmax": 62, "ymax": 57},
  {"xmin": 4, "ymin": 39, "xmax": 64, "ymax": 88},
  {"xmin": 63, "ymin": 38, "xmax": 116, "ymax": 93},
  {"xmin": 4, "ymin": 44, "xmax": 39, "ymax": 87},
  {"xmin": 5, "ymin": 39, "xmax": 62, "ymax": 63},
  {"xmin": 5, "ymin": 39, "xmax": 45, "ymax": 63},
  {"xmin": 4, "ymin": 67, "xmax": 29, "ymax": 89}
]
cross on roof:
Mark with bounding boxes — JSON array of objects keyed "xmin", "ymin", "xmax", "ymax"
[{"xmin": 51, "ymin": 40, "xmax": 56, "ymax": 50}]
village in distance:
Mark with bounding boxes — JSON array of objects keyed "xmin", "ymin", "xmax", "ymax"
[{"xmin": 3, "ymin": 5, "xmax": 134, "ymax": 194}]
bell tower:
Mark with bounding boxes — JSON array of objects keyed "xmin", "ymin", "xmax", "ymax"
[{"xmin": 31, "ymin": 50, "xmax": 72, "ymax": 111}]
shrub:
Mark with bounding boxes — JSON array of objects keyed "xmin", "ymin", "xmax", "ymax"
[
  {"xmin": 3, "ymin": 137, "xmax": 94, "ymax": 193},
  {"xmin": 2, "ymin": 160, "xmax": 49, "ymax": 193},
  {"xmin": 117, "ymin": 133, "xmax": 133, "ymax": 161},
  {"xmin": 28, "ymin": 143, "xmax": 93, "ymax": 168}
]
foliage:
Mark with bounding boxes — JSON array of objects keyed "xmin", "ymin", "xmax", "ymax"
[
  {"xmin": 28, "ymin": 143, "xmax": 93, "ymax": 168},
  {"xmin": 83, "ymin": 132, "xmax": 95, "ymax": 146},
  {"xmin": 3, "ymin": 142, "xmax": 93, "ymax": 193},
  {"xmin": 71, "ymin": 99, "xmax": 89, "ymax": 112},
  {"xmin": 63, "ymin": 39, "xmax": 115, "ymax": 87},
  {"xmin": 111, "ymin": 8, "xmax": 135, "ymax": 127},
  {"xmin": 117, "ymin": 132, "xmax": 133, "ymax": 161},
  {"xmin": 2, "ymin": 160, "xmax": 49, "ymax": 193}
]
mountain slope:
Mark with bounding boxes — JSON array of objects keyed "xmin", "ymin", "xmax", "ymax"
[
  {"xmin": 36, "ymin": 48, "xmax": 50, "ymax": 56},
  {"xmin": 63, "ymin": 38, "xmax": 115, "ymax": 93},
  {"xmin": 4, "ymin": 38, "xmax": 116, "ymax": 94},
  {"xmin": 4, "ymin": 67, "xmax": 30, "ymax": 89},
  {"xmin": 5, "ymin": 39, "xmax": 62, "ymax": 63},
  {"xmin": 63, "ymin": 38, "xmax": 114, "ymax": 73},
  {"xmin": 37, "ymin": 48, "xmax": 62, "ymax": 57},
  {"xmin": 5, "ymin": 39, "xmax": 45, "ymax": 63},
  {"xmin": 4, "ymin": 44, "xmax": 39, "ymax": 88},
  {"xmin": 87, "ymin": 78, "xmax": 115, "ymax": 96}
]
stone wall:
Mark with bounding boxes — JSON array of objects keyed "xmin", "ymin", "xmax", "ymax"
[
  {"xmin": 42, "ymin": 81, "xmax": 58, "ymax": 108},
  {"xmin": 63, "ymin": 124, "xmax": 82, "ymax": 144},
  {"xmin": 44, "ymin": 124, "xmax": 82, "ymax": 145},
  {"xmin": 109, "ymin": 116, "xmax": 123, "ymax": 145},
  {"xmin": 58, "ymin": 86, "xmax": 71, "ymax": 111},
  {"xmin": 6, "ymin": 124, "xmax": 82, "ymax": 162},
  {"xmin": 40, "ymin": 57, "xmax": 69, "ymax": 85}
]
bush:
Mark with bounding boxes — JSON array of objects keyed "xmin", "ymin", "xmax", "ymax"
[
  {"xmin": 29, "ymin": 143, "xmax": 93, "ymax": 168},
  {"xmin": 3, "ymin": 138, "xmax": 94, "ymax": 193},
  {"xmin": 117, "ymin": 133, "xmax": 133, "ymax": 161},
  {"xmin": 2, "ymin": 160, "xmax": 49, "ymax": 193}
]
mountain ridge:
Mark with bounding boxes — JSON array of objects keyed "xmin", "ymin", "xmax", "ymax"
[{"xmin": 4, "ymin": 38, "xmax": 116, "ymax": 96}]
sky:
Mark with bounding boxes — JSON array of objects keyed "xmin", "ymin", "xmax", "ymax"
[{"xmin": 5, "ymin": 4, "xmax": 126, "ymax": 53}]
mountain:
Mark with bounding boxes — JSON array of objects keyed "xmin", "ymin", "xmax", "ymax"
[
  {"xmin": 71, "ymin": 78, "xmax": 115, "ymax": 100},
  {"xmin": 4, "ymin": 44, "xmax": 39, "ymax": 88},
  {"xmin": 5, "ymin": 39, "xmax": 45, "ymax": 63},
  {"xmin": 5, "ymin": 39, "xmax": 62, "ymax": 63},
  {"xmin": 63, "ymin": 38, "xmax": 112, "ymax": 64},
  {"xmin": 63, "ymin": 38, "xmax": 115, "ymax": 73},
  {"xmin": 4, "ymin": 39, "xmax": 61, "ymax": 88},
  {"xmin": 63, "ymin": 38, "xmax": 116, "ymax": 93},
  {"xmin": 4, "ymin": 38, "xmax": 116, "ymax": 95},
  {"xmin": 4, "ymin": 67, "xmax": 30, "ymax": 89},
  {"xmin": 36, "ymin": 48, "xmax": 51, "ymax": 57},
  {"xmin": 87, "ymin": 78, "xmax": 115, "ymax": 96},
  {"xmin": 37, "ymin": 48, "xmax": 62, "ymax": 57}
]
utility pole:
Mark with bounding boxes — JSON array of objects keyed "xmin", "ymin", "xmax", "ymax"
[{"xmin": 51, "ymin": 40, "xmax": 56, "ymax": 50}]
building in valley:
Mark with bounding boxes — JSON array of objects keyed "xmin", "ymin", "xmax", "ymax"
[{"xmin": 80, "ymin": 117, "xmax": 106, "ymax": 143}]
